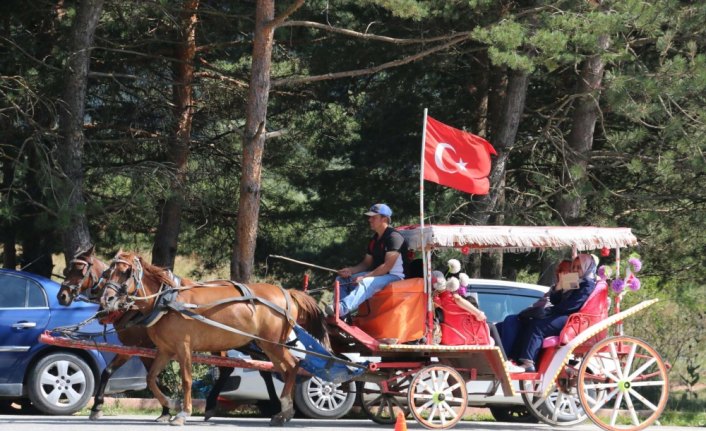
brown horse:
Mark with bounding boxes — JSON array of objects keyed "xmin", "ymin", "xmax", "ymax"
[
  {"xmin": 57, "ymin": 247, "xmax": 276, "ymax": 422},
  {"xmin": 100, "ymin": 250, "xmax": 327, "ymax": 426}
]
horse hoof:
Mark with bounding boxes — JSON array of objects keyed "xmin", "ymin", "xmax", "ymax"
[
  {"xmin": 169, "ymin": 416, "xmax": 186, "ymax": 426},
  {"xmin": 89, "ymin": 410, "xmax": 103, "ymax": 420},
  {"xmin": 269, "ymin": 416, "xmax": 285, "ymax": 427},
  {"xmin": 155, "ymin": 414, "xmax": 171, "ymax": 423},
  {"xmin": 204, "ymin": 409, "xmax": 215, "ymax": 421}
]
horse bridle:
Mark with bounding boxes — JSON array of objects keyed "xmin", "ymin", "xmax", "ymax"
[
  {"xmin": 62, "ymin": 257, "xmax": 103, "ymax": 302},
  {"xmin": 102, "ymin": 256, "xmax": 147, "ymax": 310}
]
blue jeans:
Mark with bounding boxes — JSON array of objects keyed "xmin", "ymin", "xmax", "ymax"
[
  {"xmin": 336, "ymin": 272, "xmax": 402, "ymax": 317},
  {"xmin": 517, "ymin": 314, "xmax": 569, "ymax": 363}
]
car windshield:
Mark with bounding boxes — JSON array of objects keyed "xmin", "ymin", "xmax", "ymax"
[{"xmin": 477, "ymin": 292, "xmax": 542, "ymax": 323}]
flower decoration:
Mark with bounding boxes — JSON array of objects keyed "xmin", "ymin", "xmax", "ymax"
[
  {"xmin": 457, "ymin": 272, "xmax": 470, "ymax": 297},
  {"xmin": 431, "ymin": 270, "xmax": 446, "ymax": 291},
  {"xmin": 600, "ymin": 246, "xmax": 610, "ymax": 257},
  {"xmin": 461, "ymin": 245, "xmax": 470, "ymax": 255},
  {"xmin": 447, "ymin": 258, "xmax": 461, "ymax": 274},
  {"xmin": 611, "ymin": 278, "xmax": 625, "ymax": 293},
  {"xmin": 446, "ymin": 277, "xmax": 460, "ymax": 292},
  {"xmin": 609, "ymin": 256, "xmax": 643, "ymax": 294},
  {"xmin": 628, "ymin": 277, "xmax": 641, "ymax": 291},
  {"xmin": 628, "ymin": 257, "xmax": 642, "ymax": 273},
  {"xmin": 597, "ymin": 265, "xmax": 613, "ymax": 280}
]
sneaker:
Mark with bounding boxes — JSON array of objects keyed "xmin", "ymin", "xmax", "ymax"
[
  {"xmin": 505, "ymin": 361, "xmax": 525, "ymax": 373},
  {"xmin": 518, "ymin": 359, "xmax": 536, "ymax": 372}
]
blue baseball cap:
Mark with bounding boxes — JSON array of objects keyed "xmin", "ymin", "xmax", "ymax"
[{"xmin": 364, "ymin": 203, "xmax": 392, "ymax": 218}]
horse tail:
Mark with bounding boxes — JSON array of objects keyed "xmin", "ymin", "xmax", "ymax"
[{"xmin": 289, "ymin": 289, "xmax": 330, "ymax": 350}]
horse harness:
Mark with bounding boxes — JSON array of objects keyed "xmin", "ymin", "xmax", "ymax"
[{"xmin": 103, "ymin": 255, "xmax": 364, "ymax": 370}]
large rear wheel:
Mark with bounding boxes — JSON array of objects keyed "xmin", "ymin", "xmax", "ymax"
[
  {"xmin": 578, "ymin": 336, "xmax": 668, "ymax": 431},
  {"xmin": 408, "ymin": 365, "xmax": 467, "ymax": 429}
]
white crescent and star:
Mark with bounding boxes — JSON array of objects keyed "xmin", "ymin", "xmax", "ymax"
[{"xmin": 434, "ymin": 143, "xmax": 468, "ymax": 174}]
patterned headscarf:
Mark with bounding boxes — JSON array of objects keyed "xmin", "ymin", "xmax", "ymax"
[{"xmin": 576, "ymin": 254, "xmax": 597, "ymax": 281}]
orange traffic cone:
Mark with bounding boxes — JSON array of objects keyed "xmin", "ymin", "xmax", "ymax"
[{"xmin": 394, "ymin": 410, "xmax": 407, "ymax": 431}]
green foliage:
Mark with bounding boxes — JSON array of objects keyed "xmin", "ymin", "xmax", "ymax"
[{"xmin": 1, "ymin": 0, "xmax": 705, "ymax": 397}]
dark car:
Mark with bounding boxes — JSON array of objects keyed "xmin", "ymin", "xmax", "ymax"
[{"xmin": 0, "ymin": 269, "xmax": 146, "ymax": 415}]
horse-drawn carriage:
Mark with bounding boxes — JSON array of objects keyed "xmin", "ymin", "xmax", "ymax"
[
  {"xmin": 325, "ymin": 225, "xmax": 668, "ymax": 431},
  {"xmin": 43, "ymin": 224, "xmax": 668, "ymax": 431}
]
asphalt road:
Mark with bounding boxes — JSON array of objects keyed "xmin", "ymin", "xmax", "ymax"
[{"xmin": 1, "ymin": 415, "xmax": 704, "ymax": 431}]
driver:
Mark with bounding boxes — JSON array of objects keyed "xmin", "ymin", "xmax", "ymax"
[{"xmin": 325, "ymin": 203, "xmax": 408, "ymax": 318}]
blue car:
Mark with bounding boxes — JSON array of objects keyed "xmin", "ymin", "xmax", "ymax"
[{"xmin": 0, "ymin": 268, "xmax": 146, "ymax": 415}]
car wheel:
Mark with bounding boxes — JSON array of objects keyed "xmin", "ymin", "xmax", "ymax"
[
  {"xmin": 27, "ymin": 352, "xmax": 95, "ymax": 415},
  {"xmin": 293, "ymin": 376, "xmax": 356, "ymax": 419},
  {"xmin": 489, "ymin": 405, "xmax": 539, "ymax": 423}
]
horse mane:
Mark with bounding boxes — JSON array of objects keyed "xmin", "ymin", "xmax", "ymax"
[
  {"xmin": 116, "ymin": 251, "xmax": 176, "ymax": 289},
  {"xmin": 288, "ymin": 289, "xmax": 329, "ymax": 350}
]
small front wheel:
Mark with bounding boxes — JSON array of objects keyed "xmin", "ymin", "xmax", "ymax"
[
  {"xmin": 358, "ymin": 373, "xmax": 411, "ymax": 424},
  {"xmin": 578, "ymin": 336, "xmax": 668, "ymax": 431},
  {"xmin": 408, "ymin": 365, "xmax": 467, "ymax": 429}
]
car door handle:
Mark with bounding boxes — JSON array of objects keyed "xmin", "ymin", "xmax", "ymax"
[{"xmin": 12, "ymin": 321, "xmax": 37, "ymax": 329}]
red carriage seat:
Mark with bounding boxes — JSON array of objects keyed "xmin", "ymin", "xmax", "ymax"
[
  {"xmin": 434, "ymin": 291, "xmax": 493, "ymax": 346},
  {"xmin": 352, "ymin": 278, "xmax": 426, "ymax": 343},
  {"xmin": 541, "ymin": 280, "xmax": 609, "ymax": 349}
]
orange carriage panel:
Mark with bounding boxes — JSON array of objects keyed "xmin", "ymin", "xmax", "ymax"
[{"xmin": 352, "ymin": 278, "xmax": 426, "ymax": 343}]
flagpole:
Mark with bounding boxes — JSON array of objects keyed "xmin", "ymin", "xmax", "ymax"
[{"xmin": 419, "ymin": 108, "xmax": 433, "ymax": 342}]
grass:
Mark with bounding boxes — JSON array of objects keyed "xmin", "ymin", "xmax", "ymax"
[{"xmin": 660, "ymin": 389, "xmax": 706, "ymax": 427}]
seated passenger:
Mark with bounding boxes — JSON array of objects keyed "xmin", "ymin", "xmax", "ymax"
[
  {"xmin": 513, "ymin": 254, "xmax": 597, "ymax": 372},
  {"xmin": 433, "ymin": 271, "xmax": 524, "ymax": 373},
  {"xmin": 496, "ymin": 259, "xmax": 572, "ymax": 360},
  {"xmin": 325, "ymin": 203, "xmax": 409, "ymax": 318}
]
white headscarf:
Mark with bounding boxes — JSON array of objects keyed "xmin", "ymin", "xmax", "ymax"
[{"xmin": 576, "ymin": 254, "xmax": 597, "ymax": 281}]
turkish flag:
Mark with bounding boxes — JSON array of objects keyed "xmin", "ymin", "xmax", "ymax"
[{"xmin": 423, "ymin": 116, "xmax": 497, "ymax": 195}]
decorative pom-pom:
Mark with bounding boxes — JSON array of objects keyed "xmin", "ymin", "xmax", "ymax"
[
  {"xmin": 611, "ymin": 279, "xmax": 625, "ymax": 293},
  {"xmin": 458, "ymin": 272, "xmax": 471, "ymax": 287},
  {"xmin": 628, "ymin": 257, "xmax": 642, "ymax": 273},
  {"xmin": 628, "ymin": 277, "xmax": 641, "ymax": 291},
  {"xmin": 446, "ymin": 277, "xmax": 460, "ymax": 292},
  {"xmin": 431, "ymin": 271, "xmax": 446, "ymax": 291},
  {"xmin": 597, "ymin": 265, "xmax": 613, "ymax": 279},
  {"xmin": 447, "ymin": 259, "xmax": 461, "ymax": 274}
]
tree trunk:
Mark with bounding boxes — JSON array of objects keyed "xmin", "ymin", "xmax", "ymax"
[
  {"xmin": 556, "ymin": 34, "xmax": 610, "ymax": 224},
  {"xmin": 231, "ymin": 0, "xmax": 277, "ymax": 282},
  {"xmin": 57, "ymin": 0, "xmax": 104, "ymax": 261},
  {"xmin": 477, "ymin": 69, "xmax": 529, "ymax": 279},
  {"xmin": 152, "ymin": 0, "xmax": 199, "ymax": 269}
]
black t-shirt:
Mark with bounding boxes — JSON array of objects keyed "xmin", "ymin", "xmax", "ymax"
[{"xmin": 367, "ymin": 227, "xmax": 409, "ymax": 277}]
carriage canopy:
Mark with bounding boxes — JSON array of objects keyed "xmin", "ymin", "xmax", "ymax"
[{"xmin": 397, "ymin": 225, "xmax": 638, "ymax": 253}]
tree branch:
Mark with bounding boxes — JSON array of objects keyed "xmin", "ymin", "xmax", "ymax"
[
  {"xmin": 278, "ymin": 20, "xmax": 470, "ymax": 45},
  {"xmin": 272, "ymin": 34, "xmax": 470, "ymax": 88},
  {"xmin": 267, "ymin": 0, "xmax": 305, "ymax": 30}
]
